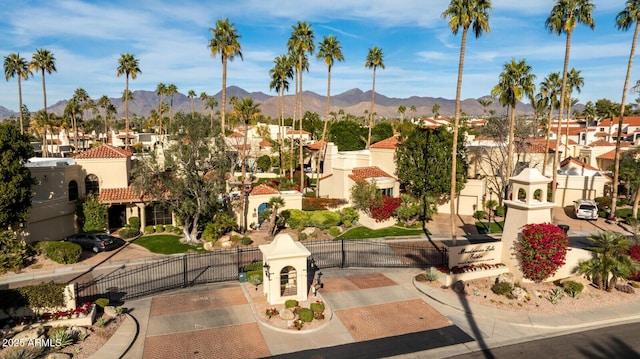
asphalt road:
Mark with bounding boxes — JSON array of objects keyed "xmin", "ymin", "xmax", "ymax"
[{"xmin": 449, "ymin": 322, "xmax": 640, "ymax": 359}]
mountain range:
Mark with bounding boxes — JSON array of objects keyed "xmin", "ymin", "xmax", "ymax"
[{"xmin": 0, "ymin": 86, "xmax": 536, "ymax": 121}]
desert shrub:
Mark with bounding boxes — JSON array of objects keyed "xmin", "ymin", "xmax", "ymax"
[
  {"xmin": 297, "ymin": 307, "xmax": 314, "ymax": 322},
  {"xmin": 174, "ymin": 226, "xmax": 183, "ymax": 234},
  {"xmin": 309, "ymin": 301, "xmax": 325, "ymax": 313},
  {"xmin": 425, "ymin": 271, "xmax": 439, "ymax": 282},
  {"xmin": 119, "ymin": 227, "xmax": 139, "ymax": 239},
  {"xmin": 286, "ymin": 210, "xmax": 308, "ymax": 230},
  {"xmin": 285, "ymin": 299, "xmax": 298, "ymax": 308},
  {"xmin": 473, "ymin": 210, "xmax": 486, "ymax": 220},
  {"xmin": 0, "ymin": 346, "xmax": 43, "ymax": 359},
  {"xmin": 155, "ymin": 224, "xmax": 165, "ymax": 233},
  {"xmin": 369, "ymin": 196, "xmax": 402, "ymax": 222},
  {"xmin": 95, "ymin": 298, "xmax": 110, "ymax": 308},
  {"xmin": 494, "ymin": 205, "xmax": 505, "ymax": 217},
  {"xmin": 297, "ymin": 232, "xmax": 308, "ymax": 241},
  {"xmin": 48, "ymin": 327, "xmax": 74, "ymax": 348},
  {"xmin": 39, "ymin": 241, "xmax": 82, "ymax": 264},
  {"xmin": 562, "ymin": 280, "xmax": 584, "ymax": 298},
  {"xmin": 241, "ymin": 262, "xmax": 263, "ymax": 272},
  {"xmin": 247, "ymin": 271, "xmax": 263, "ymax": 285},
  {"xmin": 241, "ymin": 237, "xmax": 253, "ymax": 245},
  {"xmin": 127, "ymin": 217, "xmax": 141, "ymax": 230},
  {"xmin": 547, "ymin": 287, "xmax": 564, "ymax": 304},
  {"xmin": 339, "ymin": 207, "xmax": 359, "ymax": 227},
  {"xmin": 165, "ymin": 225, "xmax": 175, "ymax": 233},
  {"xmin": 328, "ymin": 226, "xmax": 341, "ymax": 237},
  {"xmin": 0, "ymin": 282, "xmax": 66, "ymax": 314},
  {"xmin": 230, "ymin": 235, "xmax": 243, "ymax": 244},
  {"xmin": 144, "ymin": 225, "xmax": 155, "ymax": 234},
  {"xmin": 308, "ymin": 211, "xmax": 341, "ymax": 229},
  {"xmin": 594, "ymin": 197, "xmax": 612, "ymax": 211},
  {"xmin": 518, "ymin": 223, "xmax": 568, "ymax": 282},
  {"xmin": 0, "ymin": 230, "xmax": 27, "ymax": 274},
  {"xmin": 302, "ymin": 197, "xmax": 347, "ymax": 211},
  {"xmin": 491, "ymin": 281, "xmax": 513, "ymax": 295},
  {"xmin": 81, "ymin": 194, "xmax": 107, "ymax": 232}
]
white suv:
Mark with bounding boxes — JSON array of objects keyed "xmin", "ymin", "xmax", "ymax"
[{"xmin": 574, "ymin": 199, "xmax": 599, "ymax": 220}]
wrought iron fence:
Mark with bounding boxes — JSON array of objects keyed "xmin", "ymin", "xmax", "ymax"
[{"xmin": 75, "ymin": 239, "xmax": 447, "ymax": 304}]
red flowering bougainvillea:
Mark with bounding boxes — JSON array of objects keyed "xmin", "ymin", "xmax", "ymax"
[
  {"xmin": 518, "ymin": 223, "xmax": 569, "ymax": 282},
  {"xmin": 369, "ymin": 196, "xmax": 401, "ymax": 222},
  {"xmin": 629, "ymin": 244, "xmax": 640, "ymax": 281}
]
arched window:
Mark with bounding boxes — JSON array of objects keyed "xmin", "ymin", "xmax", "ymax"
[
  {"xmin": 85, "ymin": 174, "xmax": 100, "ymax": 195},
  {"xmin": 68, "ymin": 180, "xmax": 78, "ymax": 201}
]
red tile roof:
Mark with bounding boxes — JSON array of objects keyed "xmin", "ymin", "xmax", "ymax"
[
  {"xmin": 560, "ymin": 157, "xmax": 600, "ymax": 172},
  {"xmin": 249, "ymin": 184, "xmax": 280, "ymax": 196},
  {"xmin": 370, "ymin": 135, "xmax": 400, "ymax": 149},
  {"xmin": 259, "ymin": 139, "xmax": 272, "ymax": 148},
  {"xmin": 594, "ymin": 132, "xmax": 609, "ymax": 137},
  {"xmin": 286, "ymin": 129, "xmax": 310, "ymax": 135},
  {"xmin": 348, "ymin": 166, "xmax": 395, "ymax": 182},
  {"xmin": 74, "ymin": 144, "xmax": 132, "ymax": 159},
  {"xmin": 597, "ymin": 149, "xmax": 617, "ymax": 160},
  {"xmin": 228, "ymin": 132, "xmax": 244, "ymax": 138},
  {"xmin": 599, "ymin": 116, "xmax": 640, "ymax": 127},
  {"xmin": 306, "ymin": 140, "xmax": 327, "ymax": 151},
  {"xmin": 99, "ymin": 186, "xmax": 142, "ymax": 203},
  {"xmin": 588, "ymin": 139, "xmax": 614, "ymax": 147}
]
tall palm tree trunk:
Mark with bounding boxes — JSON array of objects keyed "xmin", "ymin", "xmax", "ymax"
[
  {"xmin": 299, "ymin": 55, "xmax": 305, "ymax": 192},
  {"xmin": 290, "ymin": 70, "xmax": 298, "ymax": 183},
  {"xmin": 506, "ymin": 104, "xmax": 517, "ymax": 198},
  {"xmin": 317, "ymin": 67, "xmax": 332, "ymax": 197},
  {"xmin": 611, "ymin": 21, "xmax": 639, "ymax": 219},
  {"xmin": 551, "ymin": 32, "xmax": 572, "ymax": 204},
  {"xmin": 542, "ymin": 106, "xmax": 555, "ymax": 176},
  {"xmin": 125, "ymin": 76, "xmax": 130, "ymax": 150},
  {"xmin": 40, "ymin": 70, "xmax": 49, "ymax": 158},
  {"xmin": 18, "ymin": 78, "xmax": 24, "ymax": 135},
  {"xmin": 450, "ymin": 28, "xmax": 468, "ymax": 245},
  {"xmin": 221, "ymin": 56, "xmax": 228, "ymax": 136},
  {"xmin": 240, "ymin": 120, "xmax": 249, "ymax": 232},
  {"xmin": 366, "ymin": 68, "xmax": 376, "ymax": 149}
]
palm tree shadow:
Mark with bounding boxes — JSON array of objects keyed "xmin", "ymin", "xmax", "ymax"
[{"xmin": 455, "ymin": 283, "xmax": 496, "ymax": 359}]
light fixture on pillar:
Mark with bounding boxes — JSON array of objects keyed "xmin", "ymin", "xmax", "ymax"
[{"xmin": 263, "ymin": 263, "xmax": 271, "ymax": 280}]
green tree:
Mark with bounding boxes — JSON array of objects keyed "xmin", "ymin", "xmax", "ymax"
[
  {"xmin": 133, "ymin": 113, "xmax": 230, "ymax": 243},
  {"xmin": 188, "ymin": 89, "xmax": 197, "ymax": 114},
  {"xmin": 166, "ymin": 83, "xmax": 178, "ymax": 128},
  {"xmin": 395, "ymin": 126, "xmax": 468, "ymax": 224},
  {"xmin": 616, "ymin": 147, "xmax": 640, "ymax": 218},
  {"xmin": 371, "ymin": 122, "xmax": 394, "ymax": 145},
  {"xmin": 349, "ymin": 180, "xmax": 381, "ymax": 216},
  {"xmin": 235, "ymin": 98, "xmax": 261, "ymax": 232},
  {"xmin": 365, "ymin": 46, "xmax": 385, "ymax": 149},
  {"xmin": 546, "ymin": 0, "xmax": 595, "ymax": 204},
  {"xmin": 611, "ymin": 0, "xmax": 640, "ymax": 219},
  {"xmin": 209, "ymin": 18, "xmax": 243, "ymax": 136},
  {"xmin": 576, "ymin": 231, "xmax": 640, "ymax": 291},
  {"xmin": 81, "ymin": 193, "xmax": 107, "ymax": 232},
  {"xmin": 288, "ymin": 21, "xmax": 315, "ymax": 190},
  {"xmin": 30, "ymin": 49, "xmax": 57, "ymax": 157},
  {"xmin": 537, "ymin": 72, "xmax": 562, "ymax": 176},
  {"xmin": 97, "ymin": 95, "xmax": 113, "ymax": 142},
  {"xmin": 491, "ymin": 58, "xmax": 536, "ymax": 198},
  {"xmin": 328, "ymin": 120, "xmax": 365, "ymax": 151},
  {"xmin": 442, "ymin": 0, "xmax": 491, "ymax": 245},
  {"xmin": 256, "ymin": 155, "xmax": 271, "ymax": 173},
  {"xmin": 477, "ymin": 97, "xmax": 493, "ymax": 119},
  {"xmin": 0, "ymin": 230, "xmax": 27, "ymax": 274},
  {"xmin": 4, "ymin": 53, "xmax": 32, "ymax": 135},
  {"xmin": 0, "ymin": 121, "xmax": 36, "ymax": 229},
  {"xmin": 268, "ymin": 196, "xmax": 286, "ymax": 236},
  {"xmin": 116, "ymin": 53, "xmax": 141, "ymax": 151}
]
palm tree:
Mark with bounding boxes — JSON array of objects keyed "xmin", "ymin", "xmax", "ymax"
[
  {"xmin": 546, "ymin": 0, "xmax": 595, "ymax": 204},
  {"xmin": 288, "ymin": 21, "xmax": 315, "ymax": 191},
  {"xmin": 116, "ymin": 53, "xmax": 141, "ymax": 151},
  {"xmin": 205, "ymin": 96, "xmax": 218, "ymax": 130},
  {"xmin": 563, "ymin": 68, "xmax": 583, "ymax": 155},
  {"xmin": 477, "ymin": 97, "xmax": 493, "ymax": 119},
  {"xmin": 187, "ymin": 89, "xmax": 197, "ymax": 115},
  {"xmin": 611, "ymin": 0, "xmax": 640, "ymax": 219},
  {"xmin": 365, "ymin": 46, "xmax": 385, "ymax": 149},
  {"xmin": 235, "ymin": 97, "xmax": 261, "ymax": 232},
  {"xmin": 199, "ymin": 91, "xmax": 208, "ymax": 114},
  {"xmin": 209, "ymin": 18, "xmax": 243, "ymax": 137},
  {"xmin": 491, "ymin": 58, "xmax": 536, "ymax": 198},
  {"xmin": 538, "ymin": 72, "xmax": 562, "ymax": 176},
  {"xmin": 97, "ymin": 95, "xmax": 112, "ymax": 142},
  {"xmin": 64, "ymin": 96, "xmax": 81, "ymax": 151},
  {"xmin": 30, "ymin": 49, "xmax": 57, "ymax": 157},
  {"xmin": 268, "ymin": 196, "xmax": 286, "ymax": 236},
  {"xmin": 576, "ymin": 231, "xmax": 639, "ymax": 291},
  {"xmin": 166, "ymin": 83, "xmax": 178, "ymax": 128},
  {"xmin": 269, "ymin": 54, "xmax": 294, "ymax": 173},
  {"xmin": 4, "ymin": 53, "xmax": 32, "ymax": 134},
  {"xmin": 431, "ymin": 103, "xmax": 441, "ymax": 118},
  {"xmin": 73, "ymin": 87, "xmax": 91, "ymax": 150},
  {"xmin": 155, "ymin": 83, "xmax": 167, "ymax": 140},
  {"xmin": 316, "ymin": 35, "xmax": 344, "ymax": 195},
  {"xmin": 442, "ymin": 0, "xmax": 491, "ymax": 245},
  {"xmin": 397, "ymin": 105, "xmax": 407, "ymax": 121}
]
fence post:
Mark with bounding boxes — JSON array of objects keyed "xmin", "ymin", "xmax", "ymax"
[
  {"xmin": 183, "ymin": 254, "xmax": 188, "ymax": 287},
  {"xmin": 340, "ymin": 239, "xmax": 345, "ymax": 268},
  {"xmin": 237, "ymin": 247, "xmax": 242, "ymax": 273}
]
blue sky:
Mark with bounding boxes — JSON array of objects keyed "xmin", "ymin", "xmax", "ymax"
[{"xmin": 0, "ymin": 0, "xmax": 636, "ymax": 113}]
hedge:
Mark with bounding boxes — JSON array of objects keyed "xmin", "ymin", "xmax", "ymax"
[
  {"xmin": 0, "ymin": 282, "xmax": 66, "ymax": 313},
  {"xmin": 38, "ymin": 241, "xmax": 82, "ymax": 264}
]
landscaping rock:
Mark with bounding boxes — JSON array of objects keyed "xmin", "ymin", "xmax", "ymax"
[
  {"xmin": 70, "ymin": 326, "xmax": 90, "ymax": 337},
  {"xmin": 452, "ymin": 280, "xmax": 466, "ymax": 294},
  {"xmin": 495, "ymin": 273, "xmax": 515, "ymax": 287},
  {"xmin": 104, "ymin": 306, "xmax": 118, "ymax": 319},
  {"xmin": 203, "ymin": 241, "xmax": 215, "ymax": 251},
  {"xmin": 279, "ymin": 309, "xmax": 295, "ymax": 321},
  {"xmin": 511, "ymin": 287, "xmax": 528, "ymax": 301},
  {"xmin": 302, "ymin": 227, "xmax": 315, "ymax": 236},
  {"xmin": 11, "ymin": 327, "xmax": 45, "ymax": 343},
  {"xmin": 46, "ymin": 353, "xmax": 72, "ymax": 359}
]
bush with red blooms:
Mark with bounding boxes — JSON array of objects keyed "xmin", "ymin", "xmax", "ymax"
[
  {"xmin": 518, "ymin": 223, "xmax": 569, "ymax": 282},
  {"xmin": 369, "ymin": 196, "xmax": 401, "ymax": 222},
  {"xmin": 302, "ymin": 197, "xmax": 347, "ymax": 211},
  {"xmin": 630, "ymin": 244, "xmax": 640, "ymax": 281}
]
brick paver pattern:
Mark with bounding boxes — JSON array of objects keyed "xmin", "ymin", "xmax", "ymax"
[
  {"xmin": 320, "ymin": 272, "xmax": 397, "ymax": 293},
  {"xmin": 149, "ymin": 287, "xmax": 247, "ymax": 317}
]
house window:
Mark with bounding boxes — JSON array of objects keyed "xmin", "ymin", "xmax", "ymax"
[
  {"xmin": 85, "ymin": 174, "xmax": 100, "ymax": 195},
  {"xmin": 380, "ymin": 188, "xmax": 393, "ymax": 197},
  {"xmin": 68, "ymin": 180, "xmax": 78, "ymax": 201},
  {"xmin": 145, "ymin": 204, "xmax": 173, "ymax": 226}
]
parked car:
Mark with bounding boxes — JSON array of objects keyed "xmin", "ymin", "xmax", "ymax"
[
  {"xmin": 574, "ymin": 199, "xmax": 599, "ymax": 220},
  {"xmin": 64, "ymin": 233, "xmax": 118, "ymax": 253}
]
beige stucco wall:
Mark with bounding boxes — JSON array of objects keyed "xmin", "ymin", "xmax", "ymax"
[
  {"xmin": 437, "ymin": 178, "xmax": 485, "ymax": 216},
  {"xmin": 369, "ymin": 148, "xmax": 396, "ymax": 178},
  {"xmin": 553, "ymin": 174, "xmax": 607, "ymax": 207},
  {"xmin": 244, "ymin": 191, "xmax": 302, "ymax": 227},
  {"xmin": 74, "ymin": 157, "xmax": 131, "ymax": 189}
]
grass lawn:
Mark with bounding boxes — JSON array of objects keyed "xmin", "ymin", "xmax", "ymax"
[
  {"xmin": 337, "ymin": 226, "xmax": 427, "ymax": 240},
  {"xmin": 133, "ymin": 234, "xmax": 204, "ymax": 254},
  {"xmin": 475, "ymin": 221, "xmax": 505, "ymax": 234}
]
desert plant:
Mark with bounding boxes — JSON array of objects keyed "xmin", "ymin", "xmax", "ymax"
[
  {"xmin": 297, "ymin": 232, "xmax": 307, "ymax": 241},
  {"xmin": 494, "ymin": 205, "xmax": 505, "ymax": 217},
  {"xmin": 547, "ymin": 287, "xmax": 564, "ymax": 304},
  {"xmin": 118, "ymin": 227, "xmax": 139, "ymax": 239},
  {"xmin": 115, "ymin": 306, "xmax": 124, "ymax": 315},
  {"xmin": 0, "ymin": 346, "xmax": 43, "ymax": 359},
  {"xmin": 95, "ymin": 317, "xmax": 105, "ymax": 327},
  {"xmin": 310, "ymin": 301, "xmax": 325, "ymax": 313},
  {"xmin": 127, "ymin": 216, "xmax": 141, "ymax": 230},
  {"xmin": 155, "ymin": 224, "xmax": 165, "ymax": 233},
  {"xmin": 328, "ymin": 226, "xmax": 341, "ymax": 237},
  {"xmin": 241, "ymin": 236, "xmax": 253, "ymax": 245},
  {"xmin": 285, "ymin": 299, "xmax": 299, "ymax": 309},
  {"xmin": 473, "ymin": 210, "xmax": 487, "ymax": 220},
  {"xmin": 48, "ymin": 327, "xmax": 74, "ymax": 348},
  {"xmin": 491, "ymin": 281, "xmax": 513, "ymax": 296},
  {"xmin": 425, "ymin": 271, "xmax": 439, "ymax": 282},
  {"xmin": 95, "ymin": 298, "xmax": 109, "ymax": 309},
  {"xmin": 144, "ymin": 225, "xmax": 155, "ymax": 234},
  {"xmin": 297, "ymin": 307, "xmax": 314, "ymax": 322},
  {"xmin": 562, "ymin": 280, "xmax": 584, "ymax": 298}
]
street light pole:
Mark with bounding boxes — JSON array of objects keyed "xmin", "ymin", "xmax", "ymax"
[{"xmin": 488, "ymin": 188, "xmax": 493, "ymax": 234}]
